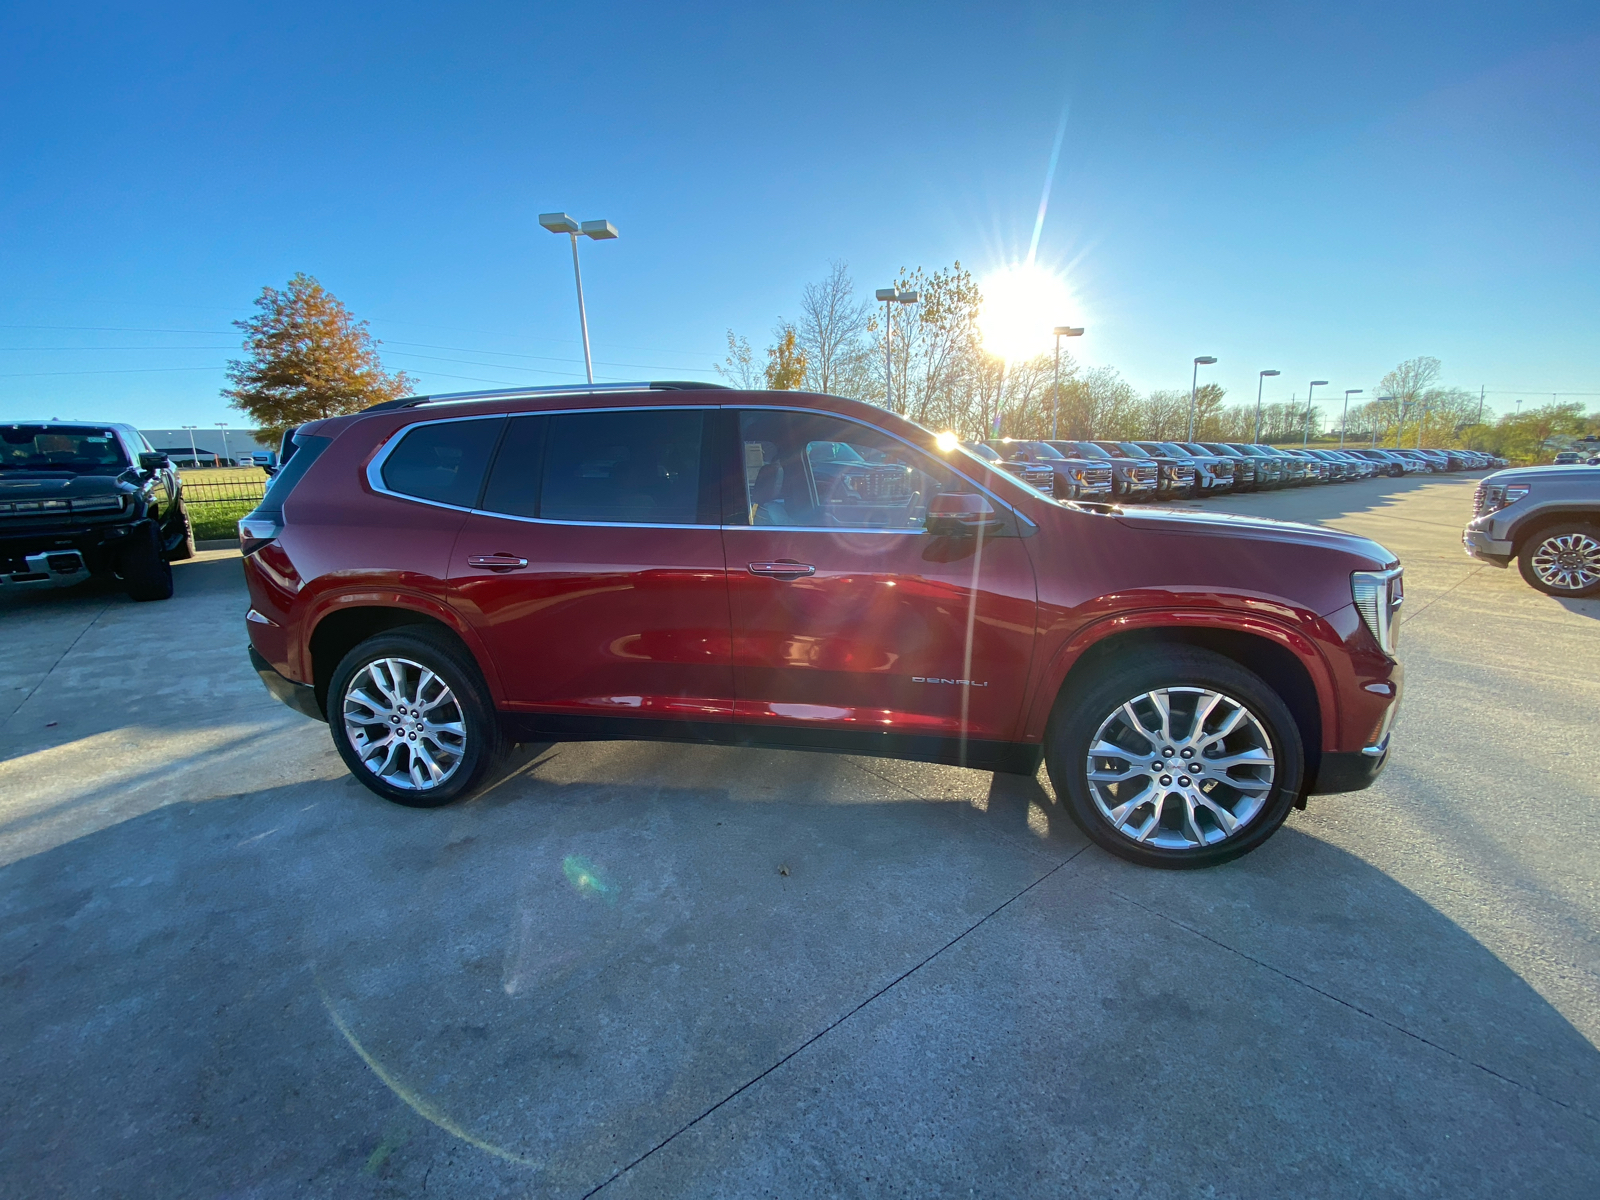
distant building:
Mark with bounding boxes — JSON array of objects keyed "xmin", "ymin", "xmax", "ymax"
[{"xmin": 140, "ymin": 428, "xmax": 272, "ymax": 466}]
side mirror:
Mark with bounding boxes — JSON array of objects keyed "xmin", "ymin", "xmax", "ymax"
[
  {"xmin": 138, "ymin": 451, "xmax": 170, "ymax": 471},
  {"xmin": 925, "ymin": 493, "xmax": 1005, "ymax": 537}
]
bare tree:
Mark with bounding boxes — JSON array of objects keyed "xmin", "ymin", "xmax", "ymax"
[{"xmin": 797, "ymin": 261, "xmax": 874, "ymax": 398}]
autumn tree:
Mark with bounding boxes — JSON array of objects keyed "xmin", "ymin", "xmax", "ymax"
[
  {"xmin": 224, "ymin": 274, "xmax": 414, "ymax": 444},
  {"xmin": 715, "ymin": 329, "xmax": 762, "ymax": 389},
  {"xmin": 764, "ymin": 322, "xmax": 808, "ymax": 390}
]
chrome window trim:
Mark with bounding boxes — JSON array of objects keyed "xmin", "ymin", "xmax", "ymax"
[{"xmin": 364, "ymin": 401, "xmax": 1036, "ymax": 533}]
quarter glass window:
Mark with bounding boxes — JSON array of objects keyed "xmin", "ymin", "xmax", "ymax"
[
  {"xmin": 380, "ymin": 418, "xmax": 503, "ymax": 507},
  {"xmin": 736, "ymin": 411, "xmax": 958, "ymax": 529},
  {"xmin": 539, "ymin": 409, "xmax": 704, "ymax": 524}
]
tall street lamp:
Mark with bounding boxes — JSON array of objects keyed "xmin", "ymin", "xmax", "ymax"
[
  {"xmin": 1187, "ymin": 356, "xmax": 1217, "ymax": 442},
  {"xmin": 1372, "ymin": 394, "xmax": 1391, "ymax": 448},
  {"xmin": 1340, "ymin": 390, "xmax": 1362, "ymax": 448},
  {"xmin": 539, "ymin": 212, "xmax": 619, "ymax": 384},
  {"xmin": 1051, "ymin": 326, "xmax": 1084, "ymax": 440},
  {"xmin": 1302, "ymin": 380, "xmax": 1329, "ymax": 447},
  {"xmin": 215, "ymin": 422, "xmax": 232, "ymax": 465},
  {"xmin": 875, "ymin": 288, "xmax": 919, "ymax": 412},
  {"xmin": 1254, "ymin": 369, "xmax": 1280, "ymax": 443},
  {"xmin": 181, "ymin": 425, "xmax": 199, "ymax": 467}
]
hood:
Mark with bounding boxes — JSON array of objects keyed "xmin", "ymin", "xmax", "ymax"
[
  {"xmin": 1112, "ymin": 504, "xmax": 1396, "ymax": 567},
  {"xmin": 1483, "ymin": 464, "xmax": 1598, "ymax": 485},
  {"xmin": 0, "ymin": 473, "xmax": 133, "ymax": 498}
]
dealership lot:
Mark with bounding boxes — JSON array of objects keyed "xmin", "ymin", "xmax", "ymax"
[{"xmin": 1, "ymin": 476, "xmax": 1596, "ymax": 1196}]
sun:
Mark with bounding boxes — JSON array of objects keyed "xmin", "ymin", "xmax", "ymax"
[{"xmin": 977, "ymin": 263, "xmax": 1076, "ymax": 362}]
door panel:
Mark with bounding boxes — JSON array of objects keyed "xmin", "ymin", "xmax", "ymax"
[
  {"xmin": 726, "ymin": 410, "xmax": 1038, "ymax": 742},
  {"xmin": 447, "ymin": 407, "xmax": 733, "ymax": 719}
]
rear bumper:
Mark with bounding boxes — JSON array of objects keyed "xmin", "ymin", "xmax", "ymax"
[{"xmin": 249, "ymin": 645, "xmax": 324, "ymax": 721}]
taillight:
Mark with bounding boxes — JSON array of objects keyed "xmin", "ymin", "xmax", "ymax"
[{"xmin": 238, "ymin": 513, "xmax": 283, "ymax": 557}]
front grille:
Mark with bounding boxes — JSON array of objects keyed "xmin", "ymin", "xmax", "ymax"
[
  {"xmin": 1132, "ymin": 465, "xmax": 1157, "ymax": 482},
  {"xmin": 1082, "ymin": 467, "xmax": 1112, "ymax": 486},
  {"xmin": 0, "ymin": 495, "xmax": 124, "ymax": 517},
  {"xmin": 1024, "ymin": 467, "xmax": 1055, "ymax": 496}
]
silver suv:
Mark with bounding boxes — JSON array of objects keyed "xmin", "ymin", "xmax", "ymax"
[{"xmin": 1464, "ymin": 465, "xmax": 1600, "ymax": 597}]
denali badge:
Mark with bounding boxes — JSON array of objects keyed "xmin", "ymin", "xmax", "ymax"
[{"xmin": 912, "ymin": 677, "xmax": 989, "ymax": 687}]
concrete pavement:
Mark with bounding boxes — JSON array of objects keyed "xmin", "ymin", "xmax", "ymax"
[{"xmin": 0, "ymin": 477, "xmax": 1595, "ymax": 1198}]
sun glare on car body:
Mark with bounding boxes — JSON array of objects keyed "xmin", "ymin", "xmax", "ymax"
[{"xmin": 977, "ymin": 263, "xmax": 1076, "ymax": 362}]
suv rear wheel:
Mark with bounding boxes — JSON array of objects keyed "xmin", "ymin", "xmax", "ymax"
[
  {"xmin": 328, "ymin": 628, "xmax": 506, "ymax": 807},
  {"xmin": 1517, "ymin": 523, "xmax": 1600, "ymax": 598},
  {"xmin": 1046, "ymin": 648, "xmax": 1304, "ymax": 868}
]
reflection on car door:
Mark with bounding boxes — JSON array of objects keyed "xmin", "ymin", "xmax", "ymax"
[
  {"xmin": 448, "ymin": 407, "xmax": 734, "ymax": 719},
  {"xmin": 726, "ymin": 408, "xmax": 1037, "ymax": 749}
]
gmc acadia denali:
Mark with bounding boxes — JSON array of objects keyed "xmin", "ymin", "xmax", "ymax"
[{"xmin": 241, "ymin": 383, "xmax": 1404, "ymax": 868}]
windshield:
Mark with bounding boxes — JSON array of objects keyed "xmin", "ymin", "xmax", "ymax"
[
  {"xmin": 1, "ymin": 424, "xmax": 131, "ymax": 473},
  {"xmin": 965, "ymin": 442, "xmax": 1002, "ymax": 462},
  {"xmin": 1022, "ymin": 441, "xmax": 1066, "ymax": 460},
  {"xmin": 1110, "ymin": 443, "xmax": 1152, "ymax": 459},
  {"xmin": 1050, "ymin": 441, "xmax": 1111, "ymax": 460},
  {"xmin": 1154, "ymin": 443, "xmax": 1191, "ymax": 456},
  {"xmin": 807, "ymin": 440, "xmax": 867, "ymax": 464}
]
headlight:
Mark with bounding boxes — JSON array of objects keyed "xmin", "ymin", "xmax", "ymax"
[
  {"xmin": 1351, "ymin": 568, "xmax": 1404, "ymax": 656},
  {"xmin": 1474, "ymin": 483, "xmax": 1529, "ymax": 516},
  {"xmin": 71, "ymin": 495, "xmax": 126, "ymax": 513}
]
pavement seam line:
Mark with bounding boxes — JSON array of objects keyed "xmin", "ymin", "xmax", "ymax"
[
  {"xmin": 0, "ymin": 597, "xmax": 115, "ymax": 729},
  {"xmin": 1397, "ymin": 564, "xmax": 1487, "ymax": 628},
  {"xmin": 1106, "ymin": 886, "xmax": 1598, "ymax": 1125},
  {"xmin": 584, "ymin": 845, "xmax": 1091, "ymax": 1196}
]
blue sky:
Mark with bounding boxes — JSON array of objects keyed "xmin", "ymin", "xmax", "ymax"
[{"xmin": 1, "ymin": 1, "xmax": 1596, "ymax": 429}]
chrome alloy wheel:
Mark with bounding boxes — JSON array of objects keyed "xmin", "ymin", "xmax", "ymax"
[
  {"xmin": 1084, "ymin": 687, "xmax": 1275, "ymax": 850},
  {"xmin": 1530, "ymin": 531, "xmax": 1600, "ymax": 592},
  {"xmin": 342, "ymin": 657, "xmax": 467, "ymax": 791}
]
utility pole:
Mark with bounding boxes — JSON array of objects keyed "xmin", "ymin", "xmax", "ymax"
[
  {"xmin": 1254, "ymin": 370, "xmax": 1280, "ymax": 444},
  {"xmin": 1051, "ymin": 326, "xmax": 1084, "ymax": 440}
]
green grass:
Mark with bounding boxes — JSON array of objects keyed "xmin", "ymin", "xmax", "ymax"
[
  {"xmin": 178, "ymin": 465, "xmax": 267, "ymax": 485},
  {"xmin": 189, "ymin": 499, "xmax": 256, "ymax": 541}
]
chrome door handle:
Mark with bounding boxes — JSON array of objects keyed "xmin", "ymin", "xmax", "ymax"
[
  {"xmin": 748, "ymin": 561, "xmax": 815, "ymax": 578},
  {"xmin": 467, "ymin": 554, "xmax": 529, "ymax": 571}
]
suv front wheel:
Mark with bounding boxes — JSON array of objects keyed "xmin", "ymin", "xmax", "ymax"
[
  {"xmin": 1046, "ymin": 648, "xmax": 1304, "ymax": 868},
  {"xmin": 328, "ymin": 628, "xmax": 505, "ymax": 807},
  {"xmin": 1517, "ymin": 523, "xmax": 1600, "ymax": 598}
]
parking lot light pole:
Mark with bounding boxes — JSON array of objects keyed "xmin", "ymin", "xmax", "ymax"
[
  {"xmin": 181, "ymin": 425, "xmax": 199, "ymax": 467},
  {"xmin": 1340, "ymin": 390, "xmax": 1362, "ymax": 448},
  {"xmin": 1254, "ymin": 369, "xmax": 1280, "ymax": 443},
  {"xmin": 215, "ymin": 423, "xmax": 231, "ymax": 465},
  {"xmin": 1372, "ymin": 394, "xmax": 1391, "ymax": 448},
  {"xmin": 1187, "ymin": 356, "xmax": 1217, "ymax": 442},
  {"xmin": 1302, "ymin": 380, "xmax": 1328, "ymax": 447},
  {"xmin": 539, "ymin": 212, "xmax": 619, "ymax": 385},
  {"xmin": 875, "ymin": 288, "xmax": 919, "ymax": 412},
  {"xmin": 1052, "ymin": 326, "xmax": 1084, "ymax": 440}
]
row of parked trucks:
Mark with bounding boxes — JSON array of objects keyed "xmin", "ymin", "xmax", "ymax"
[{"xmin": 967, "ymin": 439, "xmax": 1507, "ymax": 503}]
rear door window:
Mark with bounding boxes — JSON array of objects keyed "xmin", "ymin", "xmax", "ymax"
[
  {"xmin": 537, "ymin": 409, "xmax": 708, "ymax": 525},
  {"xmin": 380, "ymin": 417, "xmax": 504, "ymax": 508}
]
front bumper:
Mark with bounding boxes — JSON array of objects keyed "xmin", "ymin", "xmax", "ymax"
[
  {"xmin": 1313, "ymin": 740, "xmax": 1391, "ymax": 794},
  {"xmin": 1, "ymin": 520, "xmax": 140, "ymax": 584},
  {"xmin": 249, "ymin": 645, "xmax": 325, "ymax": 721},
  {"xmin": 1462, "ymin": 526, "xmax": 1513, "ymax": 567}
]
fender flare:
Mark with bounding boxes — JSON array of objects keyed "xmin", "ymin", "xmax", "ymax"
[
  {"xmin": 296, "ymin": 588, "xmax": 507, "ymax": 705},
  {"xmin": 1020, "ymin": 608, "xmax": 1340, "ymax": 750}
]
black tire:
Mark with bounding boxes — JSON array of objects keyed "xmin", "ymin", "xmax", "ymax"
[
  {"xmin": 1045, "ymin": 647, "xmax": 1304, "ymax": 869},
  {"xmin": 119, "ymin": 520, "xmax": 175, "ymax": 601},
  {"xmin": 166, "ymin": 502, "xmax": 196, "ymax": 561},
  {"xmin": 327, "ymin": 628, "xmax": 505, "ymax": 808},
  {"xmin": 1516, "ymin": 523, "xmax": 1600, "ymax": 598}
]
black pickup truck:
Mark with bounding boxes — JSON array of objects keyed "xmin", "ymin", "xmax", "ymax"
[{"xmin": 1, "ymin": 421, "xmax": 192, "ymax": 600}]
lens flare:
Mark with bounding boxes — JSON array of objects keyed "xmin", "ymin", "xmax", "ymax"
[{"xmin": 977, "ymin": 263, "xmax": 1075, "ymax": 362}]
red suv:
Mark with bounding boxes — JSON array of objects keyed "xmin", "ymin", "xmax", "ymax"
[{"xmin": 242, "ymin": 383, "xmax": 1403, "ymax": 868}]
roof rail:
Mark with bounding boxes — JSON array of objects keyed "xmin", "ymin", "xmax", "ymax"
[{"xmin": 363, "ymin": 380, "xmax": 731, "ymax": 414}]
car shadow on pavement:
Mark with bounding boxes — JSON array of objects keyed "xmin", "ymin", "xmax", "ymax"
[
  {"xmin": 1, "ymin": 749, "xmax": 1595, "ymax": 1199},
  {"xmin": 1555, "ymin": 596, "xmax": 1600, "ymax": 620}
]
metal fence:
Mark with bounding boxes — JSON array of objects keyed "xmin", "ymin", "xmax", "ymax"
[{"xmin": 182, "ymin": 480, "xmax": 268, "ymax": 506}]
